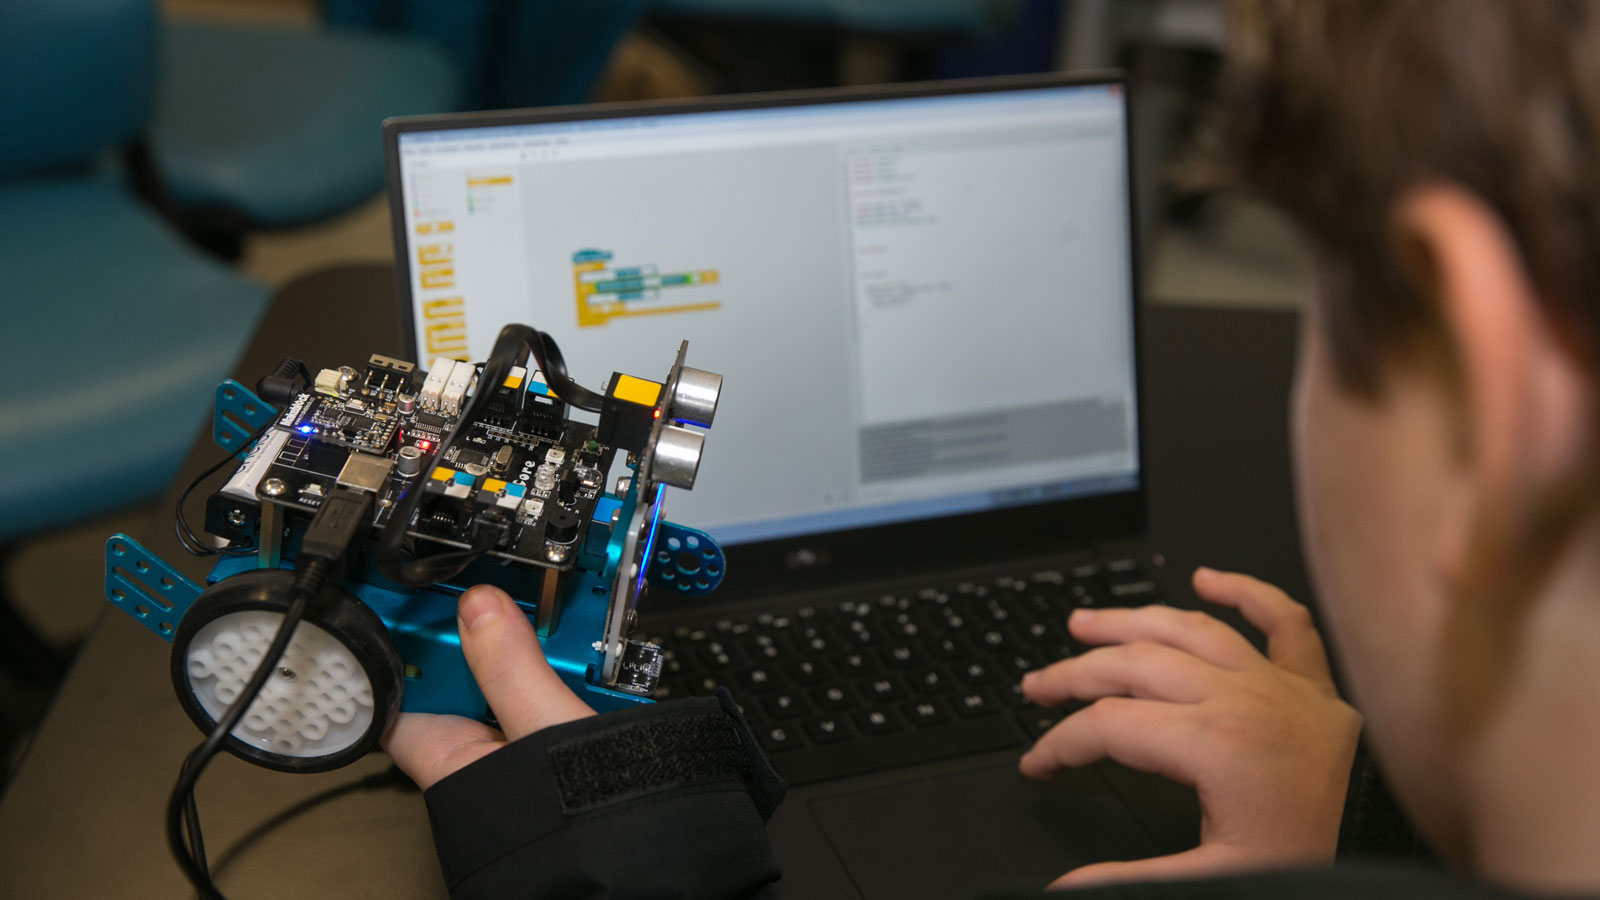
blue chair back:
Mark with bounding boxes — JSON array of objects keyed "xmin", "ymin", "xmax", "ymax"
[{"xmin": 0, "ymin": 0, "xmax": 159, "ymax": 176}]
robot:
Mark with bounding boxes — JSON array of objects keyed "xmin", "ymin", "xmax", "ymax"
[{"xmin": 103, "ymin": 325, "xmax": 724, "ymax": 774}]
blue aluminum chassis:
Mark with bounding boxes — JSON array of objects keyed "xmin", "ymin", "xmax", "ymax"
[{"xmin": 104, "ymin": 380, "xmax": 725, "ymax": 718}]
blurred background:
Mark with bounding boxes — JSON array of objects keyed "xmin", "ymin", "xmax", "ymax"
[{"xmin": 0, "ymin": 0, "xmax": 1303, "ymax": 784}]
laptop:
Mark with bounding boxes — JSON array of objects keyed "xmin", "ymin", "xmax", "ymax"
[{"xmin": 383, "ymin": 72, "xmax": 1192, "ymax": 899}]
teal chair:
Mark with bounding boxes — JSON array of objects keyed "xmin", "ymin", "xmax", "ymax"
[
  {"xmin": 323, "ymin": 0, "xmax": 644, "ymax": 109},
  {"xmin": 0, "ymin": 1, "xmax": 269, "ymax": 688},
  {"xmin": 150, "ymin": 20, "xmax": 460, "ymax": 243}
]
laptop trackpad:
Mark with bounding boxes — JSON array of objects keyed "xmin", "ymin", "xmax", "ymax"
[{"xmin": 807, "ymin": 762, "xmax": 1160, "ymax": 900}]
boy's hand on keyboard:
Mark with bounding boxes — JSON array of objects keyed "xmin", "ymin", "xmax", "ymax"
[
  {"xmin": 382, "ymin": 584, "xmax": 596, "ymax": 790},
  {"xmin": 1018, "ymin": 567, "xmax": 1361, "ymax": 889}
]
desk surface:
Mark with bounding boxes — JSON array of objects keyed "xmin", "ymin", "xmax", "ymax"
[{"xmin": 0, "ymin": 266, "xmax": 1304, "ymax": 898}]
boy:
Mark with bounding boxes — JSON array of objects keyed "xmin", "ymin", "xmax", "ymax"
[{"xmin": 386, "ymin": 2, "xmax": 1600, "ymax": 896}]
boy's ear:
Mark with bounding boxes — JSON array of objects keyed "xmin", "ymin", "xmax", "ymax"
[{"xmin": 1390, "ymin": 185, "xmax": 1594, "ymax": 596}]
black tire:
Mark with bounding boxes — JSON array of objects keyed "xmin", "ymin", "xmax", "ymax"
[{"xmin": 169, "ymin": 569, "xmax": 403, "ymax": 773}]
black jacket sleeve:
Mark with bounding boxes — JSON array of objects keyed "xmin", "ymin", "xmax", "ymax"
[{"xmin": 422, "ymin": 690, "xmax": 786, "ymax": 900}]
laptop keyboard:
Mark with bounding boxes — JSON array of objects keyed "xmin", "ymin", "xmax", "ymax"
[{"xmin": 644, "ymin": 549, "xmax": 1166, "ymax": 786}]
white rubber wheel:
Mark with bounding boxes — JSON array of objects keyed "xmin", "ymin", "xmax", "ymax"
[{"xmin": 184, "ymin": 610, "xmax": 375, "ymax": 760}]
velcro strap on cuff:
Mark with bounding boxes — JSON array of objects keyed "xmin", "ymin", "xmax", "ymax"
[{"xmin": 549, "ymin": 707, "xmax": 747, "ymax": 812}]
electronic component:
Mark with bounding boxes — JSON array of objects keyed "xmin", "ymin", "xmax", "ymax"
[
  {"xmin": 669, "ymin": 367, "xmax": 722, "ymax": 427},
  {"xmin": 597, "ymin": 372, "xmax": 662, "ymax": 451},
  {"xmin": 313, "ymin": 368, "xmax": 343, "ymax": 397},
  {"xmin": 441, "ymin": 360, "xmax": 475, "ymax": 415},
  {"xmin": 544, "ymin": 507, "xmax": 579, "ymax": 543},
  {"xmin": 395, "ymin": 445, "xmax": 424, "ymax": 477},
  {"xmin": 220, "ymin": 428, "xmax": 291, "ymax": 501},
  {"xmin": 418, "ymin": 357, "xmax": 452, "ymax": 410},
  {"xmin": 534, "ymin": 463, "xmax": 557, "ymax": 492},
  {"xmin": 491, "ymin": 444, "xmax": 513, "ymax": 474},
  {"xmin": 336, "ymin": 452, "xmax": 394, "ymax": 494},
  {"xmin": 364, "ymin": 354, "xmax": 416, "ymax": 393}
]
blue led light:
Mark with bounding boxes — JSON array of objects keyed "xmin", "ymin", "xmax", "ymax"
[{"xmin": 297, "ymin": 425, "xmax": 315, "ymax": 434}]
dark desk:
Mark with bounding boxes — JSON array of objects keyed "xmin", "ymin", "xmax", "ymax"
[{"xmin": 0, "ymin": 265, "xmax": 1304, "ymax": 898}]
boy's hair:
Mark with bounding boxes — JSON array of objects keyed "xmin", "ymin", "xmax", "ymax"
[{"xmin": 1219, "ymin": 0, "xmax": 1600, "ymax": 392}]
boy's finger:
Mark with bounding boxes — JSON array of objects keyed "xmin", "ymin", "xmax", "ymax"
[
  {"xmin": 1192, "ymin": 568, "xmax": 1332, "ymax": 681},
  {"xmin": 456, "ymin": 585, "xmax": 595, "ymax": 741}
]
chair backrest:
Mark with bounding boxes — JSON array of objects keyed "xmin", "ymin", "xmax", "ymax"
[{"xmin": 0, "ymin": 0, "xmax": 158, "ymax": 177}]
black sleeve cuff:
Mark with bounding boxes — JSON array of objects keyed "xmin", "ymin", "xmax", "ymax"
[{"xmin": 423, "ymin": 690, "xmax": 787, "ymax": 900}]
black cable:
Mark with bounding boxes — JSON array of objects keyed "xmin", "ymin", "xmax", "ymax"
[
  {"xmin": 177, "ymin": 358, "xmax": 309, "ymax": 558},
  {"xmin": 375, "ymin": 326, "xmax": 603, "ymax": 587},
  {"xmin": 175, "ymin": 418, "xmax": 276, "ymax": 558},
  {"xmin": 167, "ymin": 558, "xmax": 331, "ymax": 900},
  {"xmin": 166, "ymin": 488, "xmax": 374, "ymax": 900}
]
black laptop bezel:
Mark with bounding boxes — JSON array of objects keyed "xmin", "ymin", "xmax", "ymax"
[{"xmin": 382, "ymin": 70, "xmax": 1146, "ymax": 603}]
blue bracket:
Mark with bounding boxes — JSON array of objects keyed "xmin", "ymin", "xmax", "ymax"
[
  {"xmin": 104, "ymin": 534, "xmax": 203, "ymax": 642},
  {"xmin": 647, "ymin": 522, "xmax": 725, "ymax": 594},
  {"xmin": 212, "ymin": 380, "xmax": 277, "ymax": 456}
]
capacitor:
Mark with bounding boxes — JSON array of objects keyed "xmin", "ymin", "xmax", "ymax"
[
  {"xmin": 396, "ymin": 393, "xmax": 416, "ymax": 414},
  {"xmin": 396, "ymin": 445, "xmax": 424, "ymax": 477}
]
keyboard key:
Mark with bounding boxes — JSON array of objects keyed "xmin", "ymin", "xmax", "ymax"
[
  {"xmin": 861, "ymin": 675, "xmax": 907, "ymax": 702},
  {"xmin": 953, "ymin": 689, "xmax": 1001, "ymax": 717},
  {"xmin": 902, "ymin": 697, "xmax": 951, "ymax": 726},
  {"xmin": 764, "ymin": 692, "xmax": 811, "ymax": 718},
  {"xmin": 693, "ymin": 647, "xmax": 734, "ymax": 668},
  {"xmin": 813, "ymin": 684, "xmax": 856, "ymax": 710},
  {"xmin": 978, "ymin": 629, "xmax": 1012, "ymax": 651},
  {"xmin": 787, "ymin": 659, "xmax": 830, "ymax": 684},
  {"xmin": 1107, "ymin": 578, "xmax": 1161, "ymax": 602},
  {"xmin": 884, "ymin": 644, "xmax": 918, "ymax": 668},
  {"xmin": 854, "ymin": 708, "xmax": 904, "ymax": 736},
  {"xmin": 834, "ymin": 650, "xmax": 879, "ymax": 677},
  {"xmin": 928, "ymin": 636, "xmax": 968, "ymax": 660},
  {"xmin": 1103, "ymin": 556, "xmax": 1142, "ymax": 575},
  {"xmin": 757, "ymin": 723, "xmax": 806, "ymax": 752},
  {"xmin": 805, "ymin": 715, "xmax": 856, "ymax": 744},
  {"xmin": 911, "ymin": 666, "xmax": 953, "ymax": 694},
  {"xmin": 1002, "ymin": 680, "xmax": 1032, "ymax": 708},
  {"xmin": 1017, "ymin": 708, "xmax": 1066, "ymax": 740},
  {"xmin": 1001, "ymin": 651, "xmax": 1045, "ymax": 675},
  {"xmin": 958, "ymin": 659, "xmax": 997, "ymax": 685},
  {"xmin": 739, "ymin": 668, "xmax": 776, "ymax": 691}
]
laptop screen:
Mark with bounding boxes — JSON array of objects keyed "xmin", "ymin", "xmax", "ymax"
[{"xmin": 391, "ymin": 79, "xmax": 1138, "ymax": 546}]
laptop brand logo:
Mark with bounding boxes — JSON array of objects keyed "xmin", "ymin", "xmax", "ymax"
[{"xmin": 785, "ymin": 547, "xmax": 832, "ymax": 570}]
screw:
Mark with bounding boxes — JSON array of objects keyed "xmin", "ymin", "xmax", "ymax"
[
  {"xmin": 277, "ymin": 667, "xmax": 296, "ymax": 681},
  {"xmin": 625, "ymin": 610, "xmax": 638, "ymax": 631},
  {"xmin": 546, "ymin": 544, "xmax": 569, "ymax": 563},
  {"xmin": 262, "ymin": 478, "xmax": 286, "ymax": 497},
  {"xmin": 227, "ymin": 509, "xmax": 247, "ymax": 526}
]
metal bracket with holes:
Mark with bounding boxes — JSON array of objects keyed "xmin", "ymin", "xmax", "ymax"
[
  {"xmin": 647, "ymin": 522, "xmax": 725, "ymax": 594},
  {"xmin": 212, "ymin": 380, "xmax": 276, "ymax": 456},
  {"xmin": 104, "ymin": 534, "xmax": 202, "ymax": 642}
]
